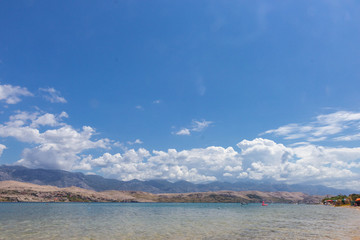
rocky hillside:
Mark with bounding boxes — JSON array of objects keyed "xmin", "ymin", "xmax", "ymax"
[{"xmin": 0, "ymin": 181, "xmax": 323, "ymax": 204}]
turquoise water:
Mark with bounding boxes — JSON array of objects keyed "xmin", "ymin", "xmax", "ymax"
[{"xmin": 0, "ymin": 203, "xmax": 360, "ymax": 239}]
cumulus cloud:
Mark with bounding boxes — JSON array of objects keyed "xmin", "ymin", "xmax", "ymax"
[
  {"xmin": 237, "ymin": 138, "xmax": 360, "ymax": 187},
  {"xmin": 76, "ymin": 146, "xmax": 241, "ymax": 182},
  {"xmin": 174, "ymin": 119, "xmax": 213, "ymax": 136},
  {"xmin": 0, "ymin": 110, "xmax": 110, "ymax": 170},
  {"xmin": 72, "ymin": 137, "xmax": 360, "ymax": 190},
  {"xmin": 39, "ymin": 87, "xmax": 67, "ymax": 103},
  {"xmin": 264, "ymin": 110, "xmax": 360, "ymax": 142},
  {"xmin": 0, "ymin": 84, "xmax": 33, "ymax": 104},
  {"xmin": 18, "ymin": 125, "xmax": 109, "ymax": 170}
]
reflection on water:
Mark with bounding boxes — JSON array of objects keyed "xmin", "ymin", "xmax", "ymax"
[{"xmin": 0, "ymin": 203, "xmax": 359, "ymax": 239}]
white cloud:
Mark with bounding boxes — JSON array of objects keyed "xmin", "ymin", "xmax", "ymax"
[
  {"xmin": 0, "ymin": 84, "xmax": 33, "ymax": 104},
  {"xmin": 175, "ymin": 128, "xmax": 191, "ymax": 136},
  {"xmin": 0, "ymin": 110, "xmax": 109, "ymax": 170},
  {"xmin": 334, "ymin": 133, "xmax": 360, "ymax": 141},
  {"xmin": 135, "ymin": 105, "xmax": 143, "ymax": 110},
  {"xmin": 174, "ymin": 119, "xmax": 213, "ymax": 136},
  {"xmin": 39, "ymin": 87, "xmax": 67, "ymax": 103},
  {"xmin": 153, "ymin": 100, "xmax": 161, "ymax": 104},
  {"xmin": 316, "ymin": 111, "xmax": 360, "ymax": 124},
  {"xmin": 0, "ymin": 144, "xmax": 6, "ymax": 157},
  {"xmin": 236, "ymin": 138, "xmax": 360, "ymax": 187},
  {"xmin": 3, "ymin": 111, "xmax": 68, "ymax": 129},
  {"xmin": 264, "ymin": 110, "xmax": 360, "ymax": 142},
  {"xmin": 237, "ymin": 138, "xmax": 293, "ymax": 166},
  {"xmin": 191, "ymin": 120, "xmax": 213, "ymax": 132},
  {"xmin": 77, "ymin": 146, "xmax": 241, "ymax": 183},
  {"xmin": 17, "ymin": 125, "xmax": 110, "ymax": 170}
]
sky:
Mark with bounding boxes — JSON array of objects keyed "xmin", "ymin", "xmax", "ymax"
[{"xmin": 1, "ymin": 0, "xmax": 360, "ymax": 190}]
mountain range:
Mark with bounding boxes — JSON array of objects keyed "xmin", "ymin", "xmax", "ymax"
[{"xmin": 0, "ymin": 165, "xmax": 353, "ymax": 195}]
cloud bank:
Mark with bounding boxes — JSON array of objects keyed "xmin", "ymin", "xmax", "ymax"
[{"xmin": 73, "ymin": 138, "xmax": 360, "ymax": 190}]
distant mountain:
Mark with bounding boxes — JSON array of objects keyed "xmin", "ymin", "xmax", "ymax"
[{"xmin": 0, "ymin": 165, "xmax": 353, "ymax": 195}]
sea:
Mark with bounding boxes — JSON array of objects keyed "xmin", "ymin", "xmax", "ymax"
[{"xmin": 0, "ymin": 203, "xmax": 360, "ymax": 240}]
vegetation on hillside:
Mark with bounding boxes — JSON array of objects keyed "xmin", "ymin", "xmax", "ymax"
[{"xmin": 322, "ymin": 193, "xmax": 360, "ymax": 206}]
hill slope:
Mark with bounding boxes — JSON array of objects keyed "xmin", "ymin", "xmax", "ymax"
[{"xmin": 0, "ymin": 180, "xmax": 323, "ymax": 203}]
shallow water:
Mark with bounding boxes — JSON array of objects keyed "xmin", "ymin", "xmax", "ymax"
[{"xmin": 0, "ymin": 203, "xmax": 359, "ymax": 239}]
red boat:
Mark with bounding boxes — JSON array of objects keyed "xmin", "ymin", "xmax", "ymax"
[{"xmin": 262, "ymin": 201, "xmax": 268, "ymax": 206}]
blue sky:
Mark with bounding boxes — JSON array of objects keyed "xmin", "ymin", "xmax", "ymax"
[{"xmin": 1, "ymin": 0, "xmax": 360, "ymax": 190}]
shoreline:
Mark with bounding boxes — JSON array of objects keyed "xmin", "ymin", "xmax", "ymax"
[{"xmin": 335, "ymin": 205, "xmax": 360, "ymax": 211}]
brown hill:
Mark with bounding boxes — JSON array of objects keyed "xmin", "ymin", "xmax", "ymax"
[
  {"xmin": 0, "ymin": 181, "xmax": 138, "ymax": 202},
  {"xmin": 0, "ymin": 181, "xmax": 322, "ymax": 204}
]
